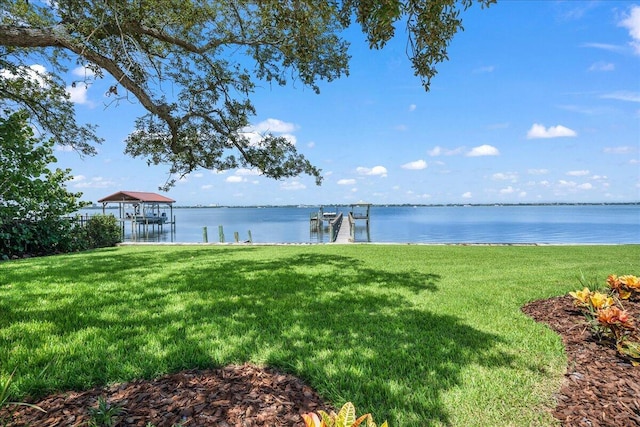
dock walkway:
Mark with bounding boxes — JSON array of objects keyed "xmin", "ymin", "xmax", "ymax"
[{"xmin": 332, "ymin": 217, "xmax": 352, "ymax": 243}]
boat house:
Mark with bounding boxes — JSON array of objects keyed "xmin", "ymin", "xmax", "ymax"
[{"xmin": 97, "ymin": 191, "xmax": 176, "ymax": 235}]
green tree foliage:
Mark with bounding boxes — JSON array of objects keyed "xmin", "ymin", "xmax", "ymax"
[
  {"xmin": 0, "ymin": 0, "xmax": 494, "ymax": 189},
  {"xmin": 0, "ymin": 109, "xmax": 88, "ymax": 258},
  {"xmin": 0, "ymin": 110, "xmax": 86, "ymax": 220}
]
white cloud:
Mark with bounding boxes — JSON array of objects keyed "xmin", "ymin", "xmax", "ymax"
[
  {"xmin": 558, "ymin": 180, "xmax": 576, "ymax": 188},
  {"xmin": 226, "ymin": 176, "xmax": 245, "ymax": 183},
  {"xmin": 73, "ymin": 176, "xmax": 115, "ymax": 189},
  {"xmin": 601, "ymin": 91, "xmax": 640, "ymax": 103},
  {"xmin": 236, "ymin": 168, "xmax": 261, "ymax": 176},
  {"xmin": 588, "ymin": 62, "xmax": 615, "ymax": 72},
  {"xmin": 462, "ymin": 192, "xmax": 472, "ymax": 199},
  {"xmin": 558, "ymin": 2, "xmax": 598, "ymax": 20},
  {"xmin": 428, "ymin": 146, "xmax": 442, "ymax": 156},
  {"xmin": 241, "ymin": 118, "xmax": 298, "ymax": 146},
  {"xmin": 492, "ymin": 172, "xmax": 518, "ymax": 181},
  {"xmin": 72, "ymin": 65, "xmax": 96, "ymax": 78},
  {"xmin": 581, "ymin": 42, "xmax": 626, "ymax": 53},
  {"xmin": 401, "ymin": 160, "xmax": 427, "ymax": 170},
  {"xmin": 55, "ymin": 144, "xmax": 75, "ymax": 152},
  {"xmin": 466, "ymin": 145, "xmax": 499, "ymax": 157},
  {"xmin": 201, "ymin": 184, "xmax": 213, "ymax": 190},
  {"xmin": 337, "ymin": 179, "xmax": 356, "ymax": 185},
  {"xmin": 604, "ymin": 146, "xmax": 635, "ymax": 154},
  {"xmin": 281, "ymin": 181, "xmax": 306, "ymax": 191},
  {"xmin": 66, "ymin": 83, "xmax": 92, "ymax": 105},
  {"xmin": 620, "ymin": 5, "xmax": 640, "ymax": 55},
  {"xmin": 566, "ymin": 170, "xmax": 590, "ymax": 177},
  {"xmin": 408, "ymin": 104, "xmax": 417, "ymax": 112},
  {"xmin": 428, "ymin": 145, "xmax": 464, "ymax": 156},
  {"xmin": 473, "ymin": 65, "xmax": 495, "ymax": 73},
  {"xmin": 528, "ymin": 169, "xmax": 549, "ymax": 175},
  {"xmin": 526, "ymin": 123, "xmax": 577, "ymax": 139},
  {"xmin": 280, "ymin": 133, "xmax": 297, "ymax": 145},
  {"xmin": 356, "ymin": 166, "xmax": 388, "ymax": 177},
  {"xmin": 558, "ymin": 104, "xmax": 613, "ymax": 116},
  {"xmin": 253, "ymin": 118, "xmax": 297, "ymax": 133},
  {"xmin": 500, "ymin": 186, "xmax": 515, "ymax": 194},
  {"xmin": 556, "ymin": 180, "xmax": 593, "ymax": 191},
  {"xmin": 307, "ymin": 141, "xmax": 316, "ymax": 148},
  {"xmin": 1, "ymin": 64, "xmax": 49, "ymax": 88}
]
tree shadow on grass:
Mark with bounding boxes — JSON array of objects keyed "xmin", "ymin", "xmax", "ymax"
[{"xmin": 0, "ymin": 247, "xmax": 514, "ymax": 426}]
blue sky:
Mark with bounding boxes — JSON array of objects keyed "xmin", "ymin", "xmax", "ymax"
[{"xmin": 53, "ymin": 1, "xmax": 639, "ymax": 206}]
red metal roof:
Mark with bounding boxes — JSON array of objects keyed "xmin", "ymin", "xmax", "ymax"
[{"xmin": 98, "ymin": 191, "xmax": 175, "ymax": 204}]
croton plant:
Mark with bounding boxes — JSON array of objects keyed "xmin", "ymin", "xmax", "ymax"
[
  {"xmin": 569, "ymin": 275, "xmax": 640, "ymax": 364},
  {"xmin": 302, "ymin": 402, "xmax": 388, "ymax": 427}
]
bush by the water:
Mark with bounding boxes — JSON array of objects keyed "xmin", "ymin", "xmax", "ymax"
[
  {"xmin": 0, "ymin": 217, "xmax": 77, "ymax": 259},
  {"xmin": 84, "ymin": 214, "xmax": 122, "ymax": 249},
  {"xmin": 0, "ymin": 214, "xmax": 121, "ymax": 260}
]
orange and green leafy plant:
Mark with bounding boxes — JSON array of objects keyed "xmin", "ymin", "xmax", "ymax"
[
  {"xmin": 569, "ymin": 287, "xmax": 613, "ymax": 311},
  {"xmin": 569, "ymin": 274, "xmax": 640, "ymax": 365},
  {"xmin": 607, "ymin": 274, "xmax": 640, "ymax": 301},
  {"xmin": 302, "ymin": 402, "xmax": 388, "ymax": 427}
]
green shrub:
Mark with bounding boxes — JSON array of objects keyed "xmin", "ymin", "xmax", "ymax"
[
  {"xmin": 85, "ymin": 214, "xmax": 121, "ymax": 248},
  {"xmin": 0, "ymin": 214, "xmax": 120, "ymax": 260},
  {"xmin": 0, "ymin": 216, "xmax": 82, "ymax": 259}
]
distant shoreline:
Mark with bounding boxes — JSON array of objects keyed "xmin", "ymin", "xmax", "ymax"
[{"xmin": 84, "ymin": 202, "xmax": 640, "ymax": 209}]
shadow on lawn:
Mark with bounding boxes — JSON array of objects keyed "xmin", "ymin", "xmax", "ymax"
[{"xmin": 0, "ymin": 247, "xmax": 513, "ymax": 426}]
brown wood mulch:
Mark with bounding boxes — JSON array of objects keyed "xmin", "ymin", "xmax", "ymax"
[
  {"xmin": 2, "ymin": 364, "xmax": 332, "ymax": 427},
  {"xmin": 522, "ymin": 295, "xmax": 640, "ymax": 427},
  {"xmin": 3, "ymin": 296, "xmax": 640, "ymax": 426}
]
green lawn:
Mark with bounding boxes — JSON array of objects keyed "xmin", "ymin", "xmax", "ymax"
[{"xmin": 1, "ymin": 245, "xmax": 639, "ymax": 426}]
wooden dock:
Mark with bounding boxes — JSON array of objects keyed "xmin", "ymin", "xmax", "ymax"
[
  {"xmin": 310, "ymin": 204, "xmax": 371, "ymax": 243},
  {"xmin": 333, "ymin": 218, "xmax": 351, "ymax": 243}
]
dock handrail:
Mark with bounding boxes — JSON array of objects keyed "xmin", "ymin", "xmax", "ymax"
[
  {"xmin": 328, "ymin": 212, "xmax": 343, "ymax": 243},
  {"xmin": 348, "ymin": 212, "xmax": 356, "ymax": 242}
]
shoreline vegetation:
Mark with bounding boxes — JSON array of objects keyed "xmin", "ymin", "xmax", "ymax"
[{"xmin": 85, "ymin": 201, "xmax": 640, "ymax": 209}]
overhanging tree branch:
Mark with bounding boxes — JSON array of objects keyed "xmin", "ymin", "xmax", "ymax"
[{"xmin": 0, "ymin": 0, "xmax": 494, "ymax": 189}]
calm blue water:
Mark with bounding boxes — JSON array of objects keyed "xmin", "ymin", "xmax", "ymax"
[{"xmin": 84, "ymin": 204, "xmax": 640, "ymax": 244}]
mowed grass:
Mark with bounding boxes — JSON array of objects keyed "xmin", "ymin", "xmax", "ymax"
[{"xmin": 1, "ymin": 244, "xmax": 639, "ymax": 426}]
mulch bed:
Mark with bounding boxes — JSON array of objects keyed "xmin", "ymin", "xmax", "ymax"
[
  {"xmin": 522, "ymin": 295, "xmax": 640, "ymax": 427},
  {"xmin": 2, "ymin": 364, "xmax": 332, "ymax": 426},
  {"xmin": 3, "ymin": 296, "xmax": 640, "ymax": 426}
]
